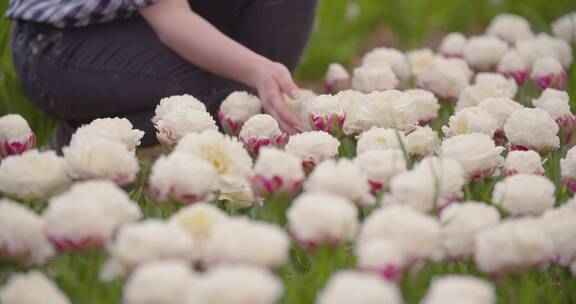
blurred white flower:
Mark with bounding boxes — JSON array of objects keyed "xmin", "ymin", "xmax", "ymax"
[
  {"xmin": 154, "ymin": 108, "xmax": 218, "ymax": 148},
  {"xmin": 504, "ymin": 150, "xmax": 544, "ymax": 176},
  {"xmin": 284, "ymin": 89, "xmax": 317, "ymax": 131},
  {"xmin": 362, "ymin": 47, "xmax": 410, "ymax": 82},
  {"xmin": 474, "ymin": 218, "xmax": 555, "ymax": 275},
  {"xmin": 317, "ymin": 271, "xmax": 402, "ymax": 304},
  {"xmin": 354, "ymin": 149, "xmax": 407, "ymax": 193},
  {"xmin": 0, "ymin": 199, "xmax": 54, "ymax": 266},
  {"xmin": 351, "ymin": 90, "xmax": 419, "ymax": 131},
  {"xmin": 285, "ymin": 131, "xmax": 340, "ymax": 172},
  {"xmin": 63, "ymin": 137, "xmax": 139, "ymax": 185},
  {"xmin": 324, "ymin": 63, "xmax": 351, "ymax": 94},
  {"xmin": 405, "ymin": 126, "xmax": 440, "ymax": 159},
  {"xmin": 440, "ymin": 133, "xmax": 505, "ymax": 180},
  {"xmin": 152, "ymin": 94, "xmax": 206, "ymax": 124},
  {"xmin": 0, "ymin": 271, "xmax": 70, "ymax": 304},
  {"xmin": 540, "ymin": 203, "xmax": 576, "ymax": 266},
  {"xmin": 352, "ymin": 63, "xmax": 399, "ymax": 93},
  {"xmin": 100, "ymin": 220, "xmax": 195, "ymax": 281},
  {"xmin": 72, "ymin": 117, "xmax": 144, "ymax": 151},
  {"xmin": 552, "ymin": 12, "xmax": 576, "ymax": 43},
  {"xmin": 405, "ymin": 89, "xmax": 440, "ymax": 125},
  {"xmin": 416, "ymin": 57, "xmax": 472, "ymax": 101},
  {"xmin": 44, "ymin": 180, "xmax": 141, "ymax": 251},
  {"xmin": 438, "ymin": 32, "xmax": 467, "ymax": 58},
  {"xmin": 305, "ymin": 159, "xmax": 373, "ymax": 206},
  {"xmin": 439, "ymin": 202, "xmax": 501, "ymax": 259},
  {"xmin": 561, "ymin": 146, "xmax": 576, "ymax": 191},
  {"xmin": 356, "ymin": 127, "xmax": 406, "ymax": 155},
  {"xmin": 239, "ymin": 114, "xmax": 287, "ymax": 157},
  {"xmin": 123, "ymin": 261, "xmax": 196, "ymax": 304},
  {"xmin": 149, "ymin": 151, "xmax": 219, "ymax": 204},
  {"xmin": 359, "ymin": 205, "xmax": 442, "ymax": 262},
  {"xmin": 516, "ymin": 34, "xmax": 573, "ymax": 68},
  {"xmin": 287, "ymin": 192, "xmax": 358, "ymax": 248},
  {"xmin": 407, "ymin": 48, "xmax": 436, "ymax": 76},
  {"xmin": 421, "ymin": 275, "xmax": 495, "ymax": 304},
  {"xmin": 486, "ymin": 13, "xmax": 534, "ymax": 43},
  {"xmin": 197, "ymin": 265, "xmax": 282, "ymax": 304},
  {"xmin": 531, "ymin": 57, "xmax": 567, "ymax": 90},
  {"xmin": 203, "ymin": 218, "xmax": 289, "ymax": 269},
  {"xmin": 251, "ymin": 147, "xmax": 304, "ymax": 198},
  {"xmin": 497, "ymin": 49, "xmax": 529, "ymax": 86},
  {"xmin": 305, "ymin": 94, "xmax": 346, "ymax": 136},
  {"xmin": 0, "ymin": 114, "xmax": 35, "ymax": 158},
  {"xmin": 175, "ymin": 130, "xmax": 252, "ymax": 193},
  {"xmin": 0, "ymin": 150, "xmax": 71, "ymax": 201},
  {"xmin": 477, "ymin": 97, "xmax": 524, "ymax": 130},
  {"xmin": 218, "ymin": 91, "xmax": 262, "ymax": 136},
  {"xmin": 475, "ymin": 72, "xmax": 518, "ymax": 97},
  {"xmin": 442, "ymin": 107, "xmax": 498, "ymax": 138},
  {"xmin": 356, "ymin": 240, "xmax": 406, "ymax": 280},
  {"xmin": 456, "ymin": 83, "xmax": 515, "ymax": 112},
  {"xmin": 464, "ymin": 35, "xmax": 509, "ymax": 70},
  {"xmin": 504, "ymin": 108, "xmax": 560, "ymax": 153},
  {"xmin": 533, "ymin": 88, "xmax": 570, "ymax": 108},
  {"xmin": 339, "ymin": 90, "xmax": 367, "ymax": 135}
]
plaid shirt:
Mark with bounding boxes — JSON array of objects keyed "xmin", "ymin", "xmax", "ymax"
[{"xmin": 6, "ymin": 0, "xmax": 156, "ymax": 28}]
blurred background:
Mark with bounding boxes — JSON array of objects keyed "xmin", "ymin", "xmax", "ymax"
[{"xmin": 1, "ymin": 0, "xmax": 575, "ymax": 145}]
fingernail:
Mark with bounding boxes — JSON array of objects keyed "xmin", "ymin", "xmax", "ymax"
[{"xmin": 290, "ymin": 89, "xmax": 300, "ymax": 99}]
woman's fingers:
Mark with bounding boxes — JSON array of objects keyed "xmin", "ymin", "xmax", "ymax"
[
  {"xmin": 269, "ymin": 89, "xmax": 301, "ymax": 132},
  {"xmin": 273, "ymin": 63, "xmax": 300, "ymax": 99},
  {"xmin": 261, "ymin": 93, "xmax": 297, "ymax": 134}
]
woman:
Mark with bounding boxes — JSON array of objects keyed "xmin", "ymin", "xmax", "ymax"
[{"xmin": 6, "ymin": 0, "xmax": 317, "ymax": 147}]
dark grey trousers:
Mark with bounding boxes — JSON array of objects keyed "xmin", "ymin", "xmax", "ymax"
[{"xmin": 11, "ymin": 0, "xmax": 317, "ymax": 147}]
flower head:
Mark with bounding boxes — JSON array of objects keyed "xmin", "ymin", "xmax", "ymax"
[
  {"xmin": 0, "ymin": 271, "xmax": 70, "ymax": 304},
  {"xmin": 361, "ymin": 47, "xmax": 410, "ymax": 82},
  {"xmin": 407, "ymin": 48, "xmax": 436, "ymax": 76},
  {"xmin": 416, "ymin": 57, "xmax": 472, "ymax": 101},
  {"xmin": 405, "ymin": 126, "xmax": 440, "ymax": 159},
  {"xmin": 438, "ymin": 32, "xmax": 467, "ymax": 58},
  {"xmin": 356, "ymin": 127, "xmax": 406, "ymax": 155},
  {"xmin": 239, "ymin": 114, "xmax": 287, "ymax": 157},
  {"xmin": 552, "ymin": 12, "xmax": 576, "ymax": 44},
  {"xmin": 503, "ymin": 108, "xmax": 560, "ymax": 153},
  {"xmin": 497, "ymin": 49, "xmax": 529, "ymax": 85},
  {"xmin": 421, "ymin": 275, "xmax": 495, "ymax": 304},
  {"xmin": 218, "ymin": 91, "xmax": 262, "ymax": 136},
  {"xmin": 154, "ymin": 108, "xmax": 218, "ymax": 148},
  {"xmin": 352, "ymin": 63, "xmax": 399, "ymax": 93},
  {"xmin": 405, "ymin": 89, "xmax": 439, "ymax": 125},
  {"xmin": 442, "ymin": 107, "xmax": 498, "ymax": 138},
  {"xmin": 354, "ymin": 149, "xmax": 407, "ymax": 193},
  {"xmin": 440, "ymin": 133, "xmax": 505, "ymax": 180},
  {"xmin": 463, "ymin": 35, "xmax": 509, "ymax": 71},
  {"xmin": 324, "ymin": 63, "xmax": 351, "ymax": 94},
  {"xmin": 0, "ymin": 114, "xmax": 35, "ymax": 158},
  {"xmin": 486, "ymin": 13, "xmax": 534, "ymax": 43},
  {"xmin": 251, "ymin": 148, "xmax": 304, "ymax": 198},
  {"xmin": 504, "ymin": 150, "xmax": 544, "ymax": 176},
  {"xmin": 72, "ymin": 117, "xmax": 144, "ymax": 151},
  {"xmin": 356, "ymin": 240, "xmax": 406, "ymax": 280},
  {"xmin": 285, "ymin": 131, "xmax": 340, "ymax": 173},
  {"xmin": 531, "ymin": 57, "xmax": 567, "ymax": 90},
  {"xmin": 317, "ymin": 271, "xmax": 402, "ymax": 304}
]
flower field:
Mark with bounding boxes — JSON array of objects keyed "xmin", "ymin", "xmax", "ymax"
[{"xmin": 2, "ymin": 8, "xmax": 576, "ymax": 304}]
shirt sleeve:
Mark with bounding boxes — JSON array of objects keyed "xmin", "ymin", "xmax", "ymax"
[{"xmin": 129, "ymin": 0, "xmax": 158, "ymax": 8}]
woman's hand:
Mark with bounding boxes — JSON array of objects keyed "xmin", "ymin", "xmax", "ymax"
[{"xmin": 249, "ymin": 61, "xmax": 301, "ymax": 134}]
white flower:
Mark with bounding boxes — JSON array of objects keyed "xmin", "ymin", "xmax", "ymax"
[
  {"xmin": 285, "ymin": 131, "xmax": 340, "ymax": 168},
  {"xmin": 407, "ymin": 48, "xmax": 436, "ymax": 76},
  {"xmin": 351, "ymin": 90, "xmax": 419, "ymax": 131},
  {"xmin": 152, "ymin": 94, "xmax": 207, "ymax": 124},
  {"xmin": 439, "ymin": 202, "xmax": 501, "ymax": 259},
  {"xmin": 197, "ymin": 265, "xmax": 282, "ymax": 304},
  {"xmin": 239, "ymin": 114, "xmax": 283, "ymax": 140},
  {"xmin": 354, "ymin": 149, "xmax": 407, "ymax": 191},
  {"xmin": 504, "ymin": 150, "xmax": 544, "ymax": 175},
  {"xmin": 561, "ymin": 146, "xmax": 576, "ymax": 181},
  {"xmin": 0, "ymin": 271, "xmax": 70, "ymax": 304},
  {"xmin": 219, "ymin": 91, "xmax": 262, "ymax": 122},
  {"xmin": 516, "ymin": 34, "xmax": 573, "ymax": 68},
  {"xmin": 352, "ymin": 63, "xmax": 399, "ymax": 93},
  {"xmin": 537, "ymin": 33, "xmax": 573, "ymax": 68},
  {"xmin": 416, "ymin": 57, "xmax": 472, "ymax": 100},
  {"xmin": 100, "ymin": 220, "xmax": 195, "ymax": 281},
  {"xmin": 317, "ymin": 271, "xmax": 402, "ymax": 304},
  {"xmin": 287, "ymin": 192, "xmax": 358, "ymax": 247},
  {"xmin": 0, "ymin": 199, "xmax": 54, "ymax": 266},
  {"xmin": 503, "ymin": 108, "xmax": 560, "ymax": 152},
  {"xmin": 456, "ymin": 83, "xmax": 515, "ymax": 112},
  {"xmin": 356, "ymin": 240, "xmax": 406, "ymax": 279},
  {"xmin": 305, "ymin": 159, "xmax": 374, "ymax": 206},
  {"xmin": 421, "ymin": 275, "xmax": 495, "ymax": 304},
  {"xmin": 438, "ymin": 32, "xmax": 467, "ymax": 57},
  {"xmin": 123, "ymin": 261, "xmax": 196, "ymax": 304},
  {"xmin": 175, "ymin": 130, "xmax": 252, "ymax": 192},
  {"xmin": 0, "ymin": 150, "xmax": 71, "ymax": 201},
  {"xmin": 530, "ymin": 57, "xmax": 567, "ymax": 90},
  {"xmin": 477, "ymin": 97, "xmax": 524, "ymax": 129},
  {"xmin": 251, "ymin": 147, "xmax": 304, "ymax": 198},
  {"xmin": 359, "ymin": 205, "xmax": 442, "ymax": 261},
  {"xmin": 540, "ymin": 203, "xmax": 576, "ymax": 266},
  {"xmin": 169, "ymin": 203, "xmax": 228, "ymax": 258},
  {"xmin": 492, "ymin": 174, "xmax": 556, "ymax": 216},
  {"xmin": 44, "ymin": 180, "xmax": 141, "ymax": 251},
  {"xmin": 405, "ymin": 126, "xmax": 440, "ymax": 159},
  {"xmin": 442, "ymin": 107, "xmax": 498, "ymax": 138},
  {"xmin": 325, "ymin": 63, "xmax": 351, "ymax": 93},
  {"xmin": 464, "ymin": 35, "xmax": 509, "ymax": 70},
  {"xmin": 533, "ymin": 88, "xmax": 570, "ymax": 107},
  {"xmin": 72, "ymin": 117, "xmax": 144, "ymax": 151},
  {"xmin": 356, "ymin": 127, "xmax": 406, "ymax": 155},
  {"xmin": 0, "ymin": 114, "xmax": 33, "ymax": 143},
  {"xmin": 440, "ymin": 133, "xmax": 505, "ymax": 179},
  {"xmin": 536, "ymin": 98, "xmax": 572, "ymax": 120},
  {"xmin": 203, "ymin": 218, "xmax": 289, "ymax": 269},
  {"xmin": 552, "ymin": 12, "xmax": 576, "ymax": 43},
  {"xmin": 474, "ymin": 218, "xmax": 555, "ymax": 274},
  {"xmin": 361, "ymin": 47, "xmax": 410, "ymax": 81},
  {"xmin": 63, "ymin": 137, "xmax": 139, "ymax": 185},
  {"xmin": 486, "ymin": 13, "xmax": 534, "ymax": 43},
  {"xmin": 339, "ymin": 90, "xmax": 368, "ymax": 135},
  {"xmin": 284, "ymin": 89, "xmax": 317, "ymax": 131},
  {"xmin": 475, "ymin": 72, "xmax": 518, "ymax": 97},
  {"xmin": 405, "ymin": 89, "xmax": 440, "ymax": 124},
  {"xmin": 305, "ymin": 94, "xmax": 345, "ymax": 118},
  {"xmin": 497, "ymin": 49, "xmax": 529, "ymax": 85},
  {"xmin": 155, "ymin": 108, "xmax": 218, "ymax": 147},
  {"xmin": 219, "ymin": 181, "xmax": 260, "ymax": 209},
  {"xmin": 149, "ymin": 152, "xmax": 219, "ymax": 204}
]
